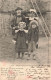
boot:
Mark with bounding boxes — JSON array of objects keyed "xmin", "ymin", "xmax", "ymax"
[
  {"xmin": 27, "ymin": 54, "xmax": 30, "ymax": 60},
  {"xmin": 36, "ymin": 42, "xmax": 38, "ymax": 49},
  {"xmin": 17, "ymin": 52, "xmax": 20, "ymax": 59},
  {"xmin": 32, "ymin": 54, "xmax": 36, "ymax": 60},
  {"xmin": 21, "ymin": 53, "xmax": 24, "ymax": 59}
]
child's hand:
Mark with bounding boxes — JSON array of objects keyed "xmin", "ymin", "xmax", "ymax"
[
  {"xmin": 12, "ymin": 40, "xmax": 16, "ymax": 44},
  {"xmin": 24, "ymin": 30, "xmax": 28, "ymax": 33},
  {"xmin": 15, "ymin": 30, "xmax": 19, "ymax": 33},
  {"xmin": 13, "ymin": 27, "xmax": 15, "ymax": 29},
  {"xmin": 26, "ymin": 41, "xmax": 28, "ymax": 44}
]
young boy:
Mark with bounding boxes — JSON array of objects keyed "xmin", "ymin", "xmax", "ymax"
[
  {"xmin": 28, "ymin": 20, "xmax": 39, "ymax": 60},
  {"xmin": 13, "ymin": 22, "xmax": 28, "ymax": 59}
]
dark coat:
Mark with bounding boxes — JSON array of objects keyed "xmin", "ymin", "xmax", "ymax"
[
  {"xmin": 14, "ymin": 30, "xmax": 28, "ymax": 53},
  {"xmin": 28, "ymin": 26, "xmax": 39, "ymax": 43}
]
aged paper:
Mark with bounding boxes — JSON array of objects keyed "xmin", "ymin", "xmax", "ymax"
[{"xmin": 0, "ymin": 0, "xmax": 51, "ymax": 80}]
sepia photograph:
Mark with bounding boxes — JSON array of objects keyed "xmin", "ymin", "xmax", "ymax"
[
  {"xmin": 0, "ymin": 0, "xmax": 51, "ymax": 66},
  {"xmin": 0, "ymin": 0, "xmax": 51, "ymax": 80}
]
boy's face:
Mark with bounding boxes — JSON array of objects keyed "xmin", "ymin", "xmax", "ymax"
[
  {"xmin": 32, "ymin": 24, "xmax": 36, "ymax": 28},
  {"xmin": 16, "ymin": 10, "xmax": 21, "ymax": 16},
  {"xmin": 30, "ymin": 12, "xmax": 36, "ymax": 17}
]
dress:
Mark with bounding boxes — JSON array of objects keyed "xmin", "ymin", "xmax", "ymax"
[{"xmin": 15, "ymin": 30, "xmax": 28, "ymax": 53}]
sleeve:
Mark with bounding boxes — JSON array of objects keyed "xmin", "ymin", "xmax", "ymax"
[
  {"xmin": 35, "ymin": 26, "xmax": 39, "ymax": 37},
  {"xmin": 28, "ymin": 28, "xmax": 32, "ymax": 42},
  {"xmin": 34, "ymin": 26, "xmax": 39, "ymax": 42},
  {"xmin": 13, "ymin": 32, "xmax": 18, "ymax": 41}
]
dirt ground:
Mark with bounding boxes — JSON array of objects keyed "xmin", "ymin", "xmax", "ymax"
[{"xmin": 0, "ymin": 35, "xmax": 51, "ymax": 66}]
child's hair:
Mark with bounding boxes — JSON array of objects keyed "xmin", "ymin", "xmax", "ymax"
[{"xmin": 18, "ymin": 22, "xmax": 26, "ymax": 28}]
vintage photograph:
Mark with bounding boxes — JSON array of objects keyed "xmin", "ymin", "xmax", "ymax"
[{"xmin": 0, "ymin": 0, "xmax": 51, "ymax": 65}]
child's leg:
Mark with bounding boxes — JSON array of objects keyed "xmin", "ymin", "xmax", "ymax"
[
  {"xmin": 32, "ymin": 41, "xmax": 36, "ymax": 60},
  {"xmin": 36, "ymin": 42, "xmax": 38, "ymax": 49},
  {"xmin": 28, "ymin": 42, "xmax": 31, "ymax": 55},
  {"xmin": 21, "ymin": 53, "xmax": 24, "ymax": 59},
  {"xmin": 27, "ymin": 42, "xmax": 31, "ymax": 60},
  {"xmin": 31, "ymin": 41, "xmax": 33, "ymax": 52},
  {"xmin": 18, "ymin": 52, "xmax": 20, "ymax": 58},
  {"xmin": 33, "ymin": 41, "xmax": 36, "ymax": 51}
]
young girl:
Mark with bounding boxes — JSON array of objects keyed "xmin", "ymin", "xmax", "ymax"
[
  {"xmin": 28, "ymin": 20, "xmax": 39, "ymax": 60},
  {"xmin": 13, "ymin": 22, "xmax": 28, "ymax": 59}
]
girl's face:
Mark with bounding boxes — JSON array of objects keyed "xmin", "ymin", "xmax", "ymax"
[
  {"xmin": 32, "ymin": 24, "xmax": 36, "ymax": 28},
  {"xmin": 19, "ymin": 24, "xmax": 23, "ymax": 30}
]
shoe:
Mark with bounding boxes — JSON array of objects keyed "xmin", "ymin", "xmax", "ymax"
[
  {"xmin": 21, "ymin": 53, "xmax": 24, "ymax": 59},
  {"xmin": 31, "ymin": 50, "xmax": 33, "ymax": 52},
  {"xmin": 32, "ymin": 56, "xmax": 36, "ymax": 60},
  {"xmin": 33, "ymin": 58, "xmax": 36, "ymax": 60},
  {"xmin": 27, "ymin": 57, "xmax": 30, "ymax": 60},
  {"xmin": 17, "ymin": 56, "xmax": 20, "ymax": 59},
  {"xmin": 27, "ymin": 55, "xmax": 30, "ymax": 60},
  {"xmin": 21, "ymin": 56, "xmax": 24, "ymax": 59},
  {"xmin": 32, "ymin": 54, "xmax": 36, "ymax": 60},
  {"xmin": 36, "ymin": 44, "xmax": 38, "ymax": 49}
]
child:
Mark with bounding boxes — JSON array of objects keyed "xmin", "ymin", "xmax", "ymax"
[
  {"xmin": 13, "ymin": 22, "xmax": 28, "ymax": 59},
  {"xmin": 28, "ymin": 20, "xmax": 39, "ymax": 60}
]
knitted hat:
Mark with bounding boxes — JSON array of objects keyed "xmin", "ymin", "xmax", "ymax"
[{"xmin": 30, "ymin": 20, "xmax": 38, "ymax": 26}]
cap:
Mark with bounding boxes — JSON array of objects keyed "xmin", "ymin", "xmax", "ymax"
[
  {"xmin": 15, "ymin": 7, "xmax": 23, "ymax": 11},
  {"xmin": 30, "ymin": 9, "xmax": 36, "ymax": 13}
]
